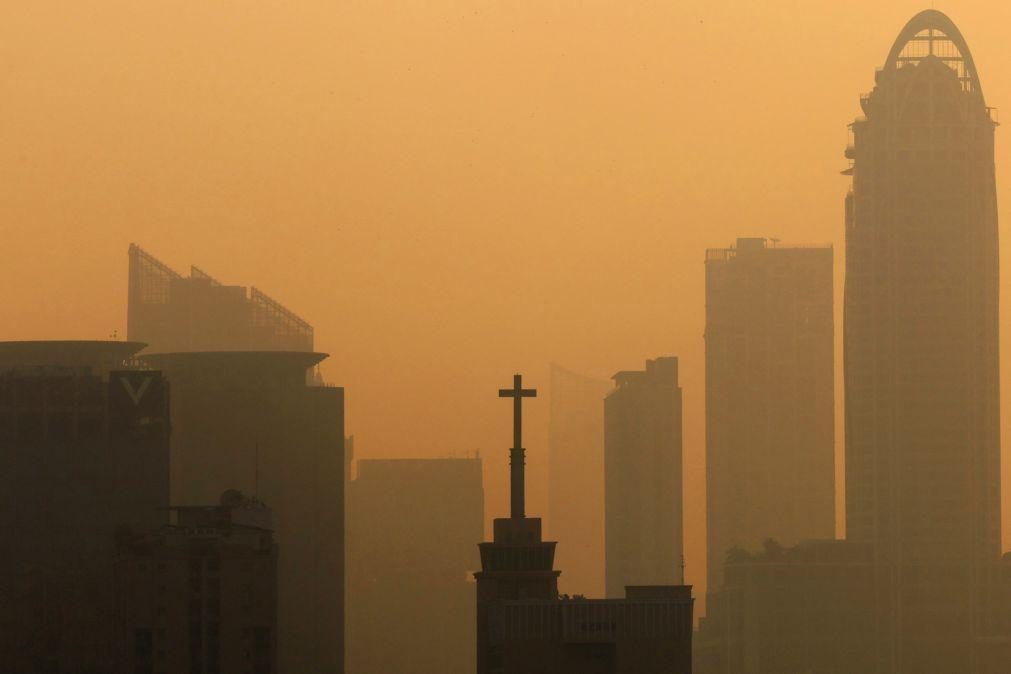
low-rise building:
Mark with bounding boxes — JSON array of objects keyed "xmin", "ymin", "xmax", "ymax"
[
  {"xmin": 115, "ymin": 491, "xmax": 278, "ymax": 674},
  {"xmin": 695, "ymin": 539, "xmax": 874, "ymax": 674}
]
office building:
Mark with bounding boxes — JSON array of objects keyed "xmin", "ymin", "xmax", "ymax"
[
  {"xmin": 844, "ymin": 10, "xmax": 1000, "ymax": 671},
  {"xmin": 347, "ymin": 457, "xmax": 484, "ymax": 674},
  {"xmin": 0, "ymin": 340, "xmax": 170, "ymax": 672},
  {"xmin": 705, "ymin": 238, "xmax": 834, "ymax": 593},
  {"xmin": 604, "ymin": 357, "xmax": 683, "ymax": 598},
  {"xmin": 140, "ymin": 350, "xmax": 344, "ymax": 674},
  {"xmin": 115, "ymin": 491, "xmax": 278, "ymax": 674},
  {"xmin": 694, "ymin": 540, "xmax": 875, "ymax": 674},
  {"xmin": 548, "ymin": 363, "xmax": 610, "ymax": 597}
]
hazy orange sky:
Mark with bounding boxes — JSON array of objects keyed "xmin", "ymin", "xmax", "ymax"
[{"xmin": 4, "ymin": 1, "xmax": 1011, "ymax": 601}]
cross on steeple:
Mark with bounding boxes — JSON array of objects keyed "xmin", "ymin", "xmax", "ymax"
[{"xmin": 499, "ymin": 373, "xmax": 537, "ymax": 519}]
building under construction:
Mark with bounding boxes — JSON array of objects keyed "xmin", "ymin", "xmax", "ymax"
[{"xmin": 127, "ymin": 244, "xmax": 313, "ymax": 353}]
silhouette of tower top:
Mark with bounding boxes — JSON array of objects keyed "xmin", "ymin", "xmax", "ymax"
[
  {"xmin": 882, "ymin": 10, "xmax": 984, "ymax": 99},
  {"xmin": 498, "ymin": 373, "xmax": 536, "ymax": 519}
]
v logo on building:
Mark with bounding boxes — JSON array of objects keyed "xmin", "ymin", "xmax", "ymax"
[{"xmin": 120, "ymin": 376, "xmax": 152, "ymax": 406}]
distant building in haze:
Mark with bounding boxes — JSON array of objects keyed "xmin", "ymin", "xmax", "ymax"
[
  {"xmin": 140, "ymin": 351, "xmax": 344, "ymax": 674},
  {"xmin": 844, "ymin": 11, "xmax": 1000, "ymax": 671},
  {"xmin": 604, "ymin": 357, "xmax": 683, "ymax": 598},
  {"xmin": 127, "ymin": 243, "xmax": 313, "ymax": 354},
  {"xmin": 548, "ymin": 363, "xmax": 610, "ymax": 597},
  {"xmin": 115, "ymin": 491, "xmax": 278, "ymax": 674},
  {"xmin": 704, "ymin": 237, "xmax": 834, "ymax": 595},
  {"xmin": 0, "ymin": 341, "xmax": 170, "ymax": 672},
  {"xmin": 978, "ymin": 554, "xmax": 1011, "ymax": 671},
  {"xmin": 347, "ymin": 457, "xmax": 484, "ymax": 674},
  {"xmin": 477, "ymin": 374, "xmax": 694, "ymax": 674},
  {"xmin": 694, "ymin": 539, "xmax": 875, "ymax": 674}
]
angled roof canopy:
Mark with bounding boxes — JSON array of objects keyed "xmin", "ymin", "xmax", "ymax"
[{"xmin": 885, "ymin": 10, "xmax": 984, "ymax": 100}]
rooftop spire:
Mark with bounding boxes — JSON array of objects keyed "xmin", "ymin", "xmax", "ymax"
[{"xmin": 498, "ymin": 373, "xmax": 537, "ymax": 519}]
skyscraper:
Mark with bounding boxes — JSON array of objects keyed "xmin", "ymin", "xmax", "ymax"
[
  {"xmin": 704, "ymin": 238, "xmax": 834, "ymax": 594},
  {"xmin": 548, "ymin": 363, "xmax": 610, "ymax": 597},
  {"xmin": 347, "ymin": 457, "xmax": 484, "ymax": 674},
  {"xmin": 604, "ymin": 357, "xmax": 683, "ymax": 598},
  {"xmin": 140, "ymin": 351, "xmax": 345, "ymax": 674},
  {"xmin": 0, "ymin": 341, "xmax": 170, "ymax": 672},
  {"xmin": 844, "ymin": 10, "xmax": 999, "ymax": 672}
]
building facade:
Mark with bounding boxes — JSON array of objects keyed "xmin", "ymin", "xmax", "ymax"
[
  {"xmin": 0, "ymin": 341, "xmax": 170, "ymax": 673},
  {"xmin": 604, "ymin": 357, "xmax": 683, "ymax": 598},
  {"xmin": 548, "ymin": 363, "xmax": 610, "ymax": 597},
  {"xmin": 140, "ymin": 351, "xmax": 344, "ymax": 674},
  {"xmin": 694, "ymin": 540, "xmax": 875, "ymax": 674},
  {"xmin": 347, "ymin": 457, "xmax": 484, "ymax": 674},
  {"xmin": 844, "ymin": 11, "xmax": 1000, "ymax": 672},
  {"xmin": 704, "ymin": 238, "xmax": 834, "ymax": 594},
  {"xmin": 115, "ymin": 491, "xmax": 278, "ymax": 674}
]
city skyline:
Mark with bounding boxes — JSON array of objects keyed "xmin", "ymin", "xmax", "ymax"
[{"xmin": 7, "ymin": 1, "xmax": 1011, "ymax": 622}]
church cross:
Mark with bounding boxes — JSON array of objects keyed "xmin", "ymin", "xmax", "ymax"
[{"xmin": 499, "ymin": 373, "xmax": 537, "ymax": 519}]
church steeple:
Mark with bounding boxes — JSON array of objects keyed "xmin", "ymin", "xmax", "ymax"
[
  {"xmin": 475, "ymin": 374, "xmax": 560, "ymax": 673},
  {"xmin": 497, "ymin": 374, "xmax": 536, "ymax": 519}
]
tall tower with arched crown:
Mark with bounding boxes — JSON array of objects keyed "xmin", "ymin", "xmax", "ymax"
[{"xmin": 844, "ymin": 10, "xmax": 1000, "ymax": 673}]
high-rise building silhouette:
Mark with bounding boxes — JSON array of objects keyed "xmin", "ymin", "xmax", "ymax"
[
  {"xmin": 604, "ymin": 357, "xmax": 683, "ymax": 598},
  {"xmin": 476, "ymin": 374, "xmax": 694, "ymax": 673},
  {"xmin": 140, "ymin": 351, "xmax": 344, "ymax": 674},
  {"xmin": 844, "ymin": 10, "xmax": 999, "ymax": 672},
  {"xmin": 0, "ymin": 341, "xmax": 170, "ymax": 672},
  {"xmin": 347, "ymin": 457, "xmax": 483, "ymax": 674},
  {"xmin": 127, "ymin": 244, "xmax": 313, "ymax": 354},
  {"xmin": 704, "ymin": 238, "xmax": 834, "ymax": 594},
  {"xmin": 548, "ymin": 363, "xmax": 610, "ymax": 597},
  {"xmin": 115, "ymin": 491, "xmax": 278, "ymax": 674}
]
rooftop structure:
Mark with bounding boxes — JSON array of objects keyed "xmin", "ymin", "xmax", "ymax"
[
  {"xmin": 0, "ymin": 339, "xmax": 147, "ymax": 372},
  {"xmin": 127, "ymin": 244, "xmax": 313, "ymax": 354}
]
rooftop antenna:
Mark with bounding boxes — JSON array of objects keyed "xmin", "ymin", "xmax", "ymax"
[{"xmin": 254, "ymin": 443, "xmax": 260, "ymax": 500}]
